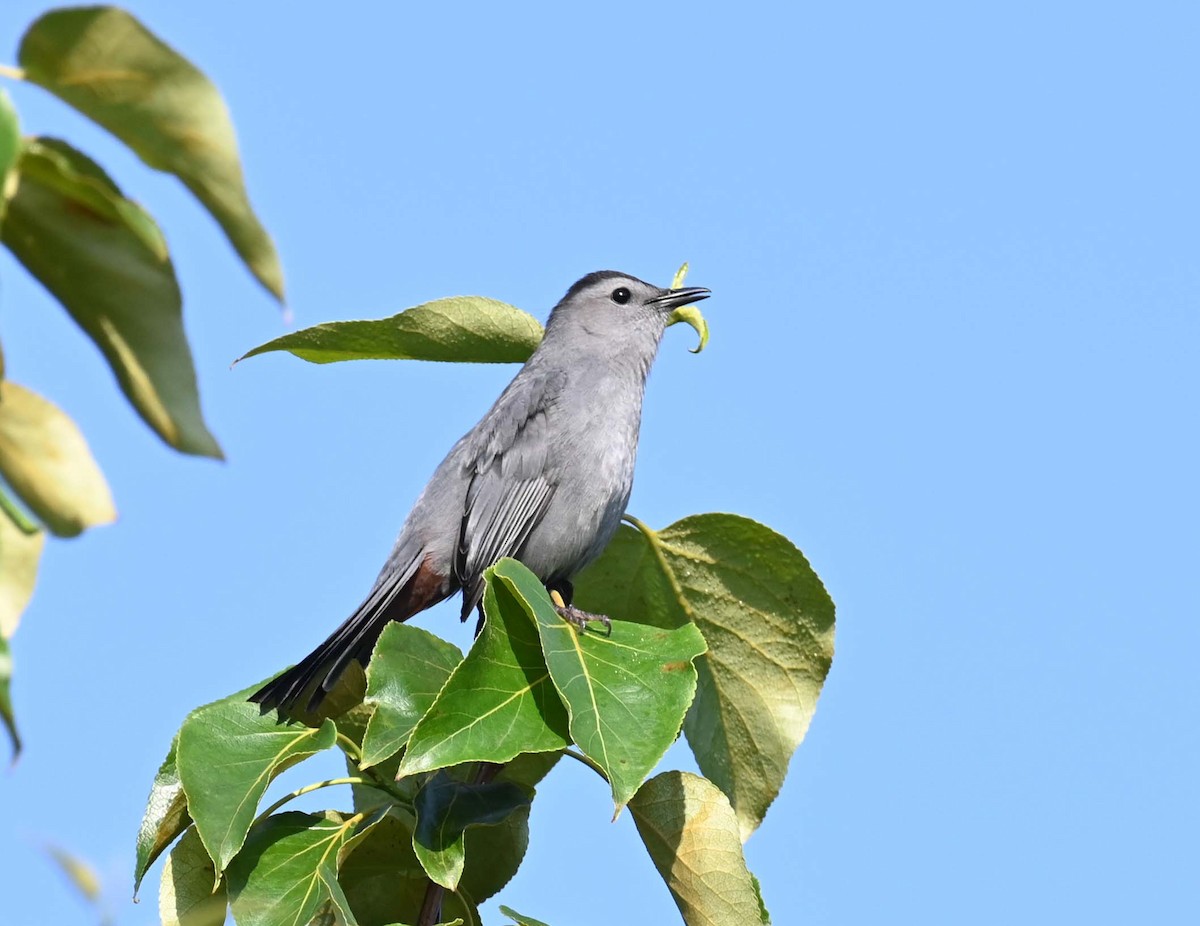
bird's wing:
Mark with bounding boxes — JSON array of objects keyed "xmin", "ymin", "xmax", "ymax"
[{"xmin": 454, "ymin": 370, "xmax": 564, "ymax": 616}]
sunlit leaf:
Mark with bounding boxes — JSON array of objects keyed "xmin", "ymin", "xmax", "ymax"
[
  {"xmin": 411, "ymin": 770, "xmax": 530, "ymax": 890},
  {"xmin": 226, "ymin": 811, "xmax": 358, "ymax": 926},
  {"xmin": 629, "ymin": 771, "xmax": 769, "ymax": 926},
  {"xmin": 574, "ymin": 514, "xmax": 835, "ymax": 840},
  {"xmin": 361, "ymin": 623, "xmax": 462, "ymax": 769},
  {"xmin": 135, "ymin": 734, "xmax": 192, "ymax": 896},
  {"xmin": 492, "ymin": 558, "xmax": 706, "ymax": 813},
  {"xmin": 1, "ymin": 139, "xmax": 222, "ymax": 457},
  {"xmin": 159, "ymin": 827, "xmax": 227, "ymax": 926},
  {"xmin": 19, "ymin": 6, "xmax": 284, "ymax": 299},
  {"xmin": 0, "ymin": 380, "xmax": 115, "ymax": 537},
  {"xmin": 499, "ymin": 906, "xmax": 552, "ymax": 926},
  {"xmin": 0, "ymin": 492, "xmax": 44, "ymax": 638},
  {"xmin": 176, "ymin": 694, "xmax": 337, "ymax": 873},
  {"xmin": 397, "ymin": 574, "xmax": 570, "ymax": 778},
  {"xmin": 237, "ymin": 297, "xmax": 543, "ymax": 366}
]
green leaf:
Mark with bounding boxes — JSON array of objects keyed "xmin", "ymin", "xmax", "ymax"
[
  {"xmin": 237, "ymin": 297, "xmax": 543, "ymax": 366},
  {"xmin": 458, "ymin": 752, "xmax": 559, "ymax": 904},
  {"xmin": 19, "ymin": 6, "xmax": 284, "ymax": 300},
  {"xmin": 0, "ymin": 495, "xmax": 45, "ymax": 638},
  {"xmin": 629, "ymin": 771, "xmax": 770, "ymax": 926},
  {"xmin": 235, "ymin": 266, "xmax": 696, "ymax": 367},
  {"xmin": 0, "ymin": 635, "xmax": 16, "ymax": 757},
  {"xmin": 499, "ymin": 906, "xmax": 552, "ymax": 926},
  {"xmin": 411, "ymin": 771, "xmax": 531, "ymax": 890},
  {"xmin": 574, "ymin": 514, "xmax": 836, "ymax": 840},
  {"xmin": 492, "ymin": 559, "xmax": 707, "ymax": 813},
  {"xmin": 226, "ymin": 811, "xmax": 358, "ymax": 926},
  {"xmin": 176, "ymin": 695, "xmax": 337, "ymax": 874},
  {"xmin": 361, "ymin": 623, "xmax": 462, "ymax": 769},
  {"xmin": 159, "ymin": 827, "xmax": 227, "ymax": 926},
  {"xmin": 1, "ymin": 139, "xmax": 222, "ymax": 457},
  {"xmin": 338, "ymin": 813, "xmax": 472, "ymax": 926},
  {"xmin": 0, "ymin": 87, "xmax": 19, "ymax": 222},
  {"xmin": 0, "ymin": 380, "xmax": 116, "ymax": 537},
  {"xmin": 135, "ymin": 734, "xmax": 192, "ymax": 896},
  {"xmin": 397, "ymin": 574, "xmax": 570, "ymax": 778}
]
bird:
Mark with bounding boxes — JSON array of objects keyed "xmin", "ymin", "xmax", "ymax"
[{"xmin": 250, "ymin": 271, "xmax": 711, "ymax": 718}]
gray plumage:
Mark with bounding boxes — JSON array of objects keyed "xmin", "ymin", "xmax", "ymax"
[{"xmin": 251, "ymin": 270, "xmax": 710, "ymax": 716}]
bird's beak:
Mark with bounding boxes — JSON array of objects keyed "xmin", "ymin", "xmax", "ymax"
[
  {"xmin": 651, "ymin": 286, "xmax": 711, "ymax": 354},
  {"xmin": 648, "ymin": 286, "xmax": 712, "ymax": 311}
]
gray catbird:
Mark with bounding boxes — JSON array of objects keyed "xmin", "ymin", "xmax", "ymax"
[{"xmin": 250, "ymin": 271, "xmax": 710, "ymax": 717}]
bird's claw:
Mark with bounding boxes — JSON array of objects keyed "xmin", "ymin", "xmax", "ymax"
[{"xmin": 554, "ymin": 603, "xmax": 612, "ymax": 635}]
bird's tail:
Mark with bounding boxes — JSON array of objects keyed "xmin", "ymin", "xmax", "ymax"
[{"xmin": 249, "ymin": 554, "xmax": 449, "ymax": 720}]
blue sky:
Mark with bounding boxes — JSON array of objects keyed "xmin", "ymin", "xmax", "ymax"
[{"xmin": 2, "ymin": 2, "xmax": 1197, "ymax": 924}]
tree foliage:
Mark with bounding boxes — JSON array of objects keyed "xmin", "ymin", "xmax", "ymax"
[
  {"xmin": 139, "ymin": 269, "xmax": 836, "ymax": 922},
  {"xmin": 0, "ymin": 5, "xmax": 281, "ymax": 756}
]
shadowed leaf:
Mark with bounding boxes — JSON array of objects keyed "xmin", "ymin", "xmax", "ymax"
[
  {"xmin": 0, "ymin": 139, "xmax": 221, "ymax": 457},
  {"xmin": 411, "ymin": 770, "xmax": 531, "ymax": 890},
  {"xmin": 135, "ymin": 734, "xmax": 192, "ymax": 896},
  {"xmin": 0, "ymin": 381, "xmax": 115, "ymax": 537},
  {"xmin": 397, "ymin": 574, "xmax": 570, "ymax": 778},
  {"xmin": 19, "ymin": 6, "xmax": 284, "ymax": 299},
  {"xmin": 574, "ymin": 514, "xmax": 835, "ymax": 840},
  {"xmin": 177, "ymin": 695, "xmax": 337, "ymax": 874},
  {"xmin": 361, "ymin": 623, "xmax": 462, "ymax": 769},
  {"xmin": 630, "ymin": 771, "xmax": 769, "ymax": 926},
  {"xmin": 237, "ymin": 297, "xmax": 543, "ymax": 366},
  {"xmin": 492, "ymin": 558, "xmax": 706, "ymax": 813},
  {"xmin": 160, "ymin": 827, "xmax": 227, "ymax": 926},
  {"xmin": 337, "ymin": 813, "xmax": 471, "ymax": 926}
]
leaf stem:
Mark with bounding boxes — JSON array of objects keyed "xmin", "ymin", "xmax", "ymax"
[
  {"xmin": 562, "ymin": 747, "xmax": 609, "ymax": 782},
  {"xmin": 255, "ymin": 777, "xmax": 370, "ymax": 822},
  {"xmin": 0, "ymin": 64, "xmax": 25, "ymax": 81},
  {"xmin": 335, "ymin": 732, "xmax": 363, "ymax": 764},
  {"xmin": 0, "ymin": 489, "xmax": 39, "ymax": 535}
]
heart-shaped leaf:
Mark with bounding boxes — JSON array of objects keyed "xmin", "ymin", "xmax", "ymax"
[
  {"xmin": 574, "ymin": 514, "xmax": 835, "ymax": 840},
  {"xmin": 176, "ymin": 694, "xmax": 337, "ymax": 874},
  {"xmin": 491, "ymin": 558, "xmax": 707, "ymax": 813},
  {"xmin": 361, "ymin": 623, "xmax": 462, "ymax": 769},
  {"xmin": 397, "ymin": 572, "xmax": 570, "ymax": 778},
  {"xmin": 0, "ymin": 87, "xmax": 19, "ymax": 221}
]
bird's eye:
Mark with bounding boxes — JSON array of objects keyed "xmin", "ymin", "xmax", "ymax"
[{"xmin": 611, "ymin": 287, "xmax": 631, "ymax": 305}]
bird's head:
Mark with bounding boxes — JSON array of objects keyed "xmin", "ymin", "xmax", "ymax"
[{"xmin": 542, "ymin": 271, "xmax": 711, "ymax": 357}]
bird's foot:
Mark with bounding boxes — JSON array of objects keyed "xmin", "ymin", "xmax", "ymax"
[{"xmin": 549, "ymin": 589, "xmax": 612, "ymax": 634}]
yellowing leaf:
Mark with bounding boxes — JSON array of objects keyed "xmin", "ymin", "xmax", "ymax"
[
  {"xmin": 630, "ymin": 772, "xmax": 770, "ymax": 926},
  {"xmin": 0, "ymin": 381, "xmax": 115, "ymax": 537}
]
